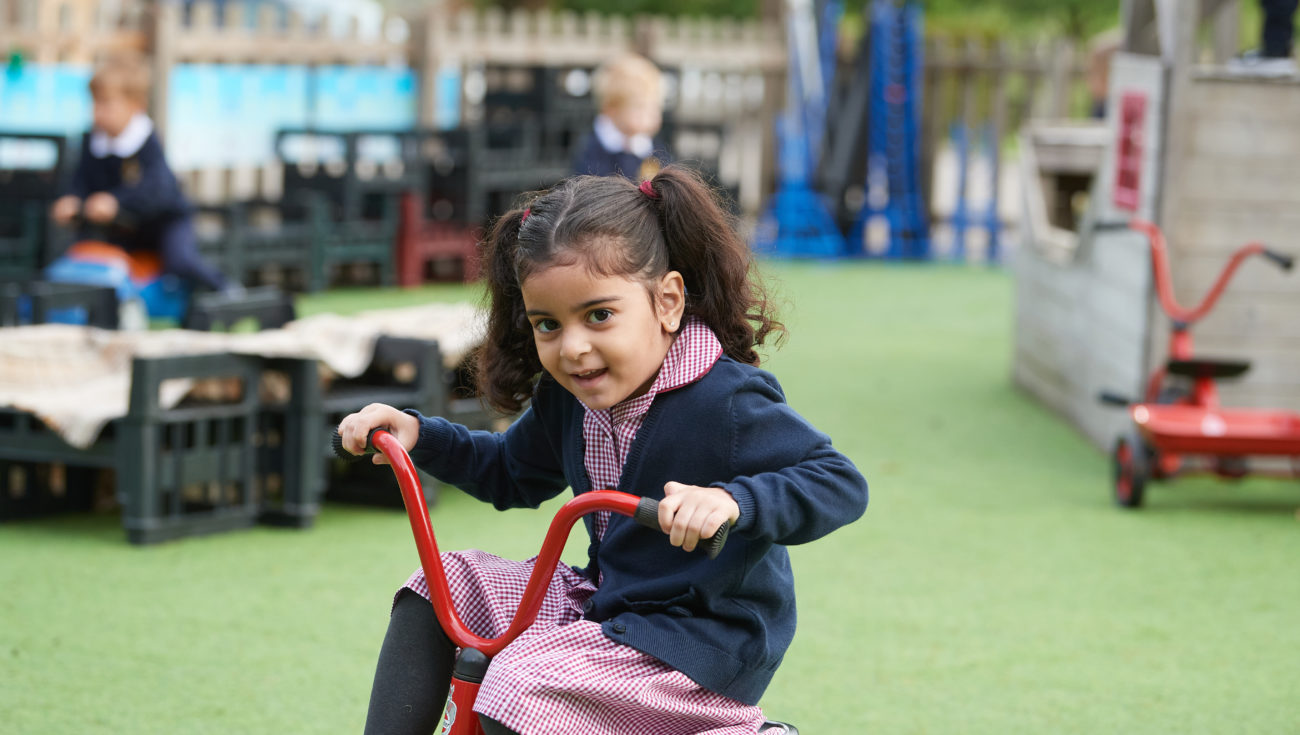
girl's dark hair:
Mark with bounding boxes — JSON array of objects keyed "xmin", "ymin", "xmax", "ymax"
[{"xmin": 477, "ymin": 164, "xmax": 784, "ymax": 414}]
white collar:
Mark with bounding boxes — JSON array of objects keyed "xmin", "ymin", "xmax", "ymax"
[
  {"xmin": 89, "ymin": 113, "xmax": 153, "ymax": 159},
  {"xmin": 593, "ymin": 114, "xmax": 654, "ymax": 159}
]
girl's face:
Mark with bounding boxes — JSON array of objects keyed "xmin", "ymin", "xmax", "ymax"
[{"xmin": 522, "ymin": 261, "xmax": 685, "ymax": 410}]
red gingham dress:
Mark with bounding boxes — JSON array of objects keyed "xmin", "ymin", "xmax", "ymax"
[{"xmin": 400, "ymin": 320, "xmax": 780, "ymax": 735}]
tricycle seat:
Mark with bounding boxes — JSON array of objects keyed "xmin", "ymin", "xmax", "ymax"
[{"xmin": 1165, "ymin": 358, "xmax": 1250, "ymax": 380}]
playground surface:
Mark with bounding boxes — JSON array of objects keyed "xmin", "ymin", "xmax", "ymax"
[{"xmin": 2, "ymin": 263, "xmax": 1297, "ymax": 733}]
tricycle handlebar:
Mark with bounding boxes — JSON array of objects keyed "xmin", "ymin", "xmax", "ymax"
[
  {"xmin": 1126, "ymin": 219, "xmax": 1291, "ymax": 326},
  {"xmin": 331, "ymin": 428, "xmax": 729, "ymax": 653}
]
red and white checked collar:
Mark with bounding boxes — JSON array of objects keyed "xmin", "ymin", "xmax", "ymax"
[{"xmin": 583, "ymin": 318, "xmax": 723, "ymax": 539}]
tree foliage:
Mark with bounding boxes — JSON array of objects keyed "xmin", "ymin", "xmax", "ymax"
[
  {"xmin": 470, "ymin": 0, "xmax": 1122, "ymax": 38},
  {"xmin": 922, "ymin": 0, "xmax": 1121, "ymax": 39}
]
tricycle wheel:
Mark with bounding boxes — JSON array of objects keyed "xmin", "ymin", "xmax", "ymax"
[{"xmin": 1113, "ymin": 432, "xmax": 1149, "ymax": 508}]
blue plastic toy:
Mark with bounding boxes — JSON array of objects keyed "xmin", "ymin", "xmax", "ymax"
[
  {"xmin": 850, "ymin": 0, "xmax": 930, "ymax": 259},
  {"xmin": 44, "ymin": 240, "xmax": 189, "ymax": 325},
  {"xmin": 754, "ymin": 0, "xmax": 845, "ymax": 258}
]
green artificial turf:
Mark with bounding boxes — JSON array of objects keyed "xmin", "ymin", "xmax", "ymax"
[{"xmin": 3, "ymin": 263, "xmax": 1298, "ymax": 733}]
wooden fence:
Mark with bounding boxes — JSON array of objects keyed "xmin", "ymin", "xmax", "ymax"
[
  {"xmin": 0, "ymin": 0, "xmax": 147, "ymax": 64},
  {"xmin": 0, "ymin": 0, "xmax": 785, "ymax": 210},
  {"xmin": 1, "ymin": 1, "xmax": 1093, "ymax": 230},
  {"xmin": 918, "ymin": 33, "xmax": 1090, "ymax": 260}
]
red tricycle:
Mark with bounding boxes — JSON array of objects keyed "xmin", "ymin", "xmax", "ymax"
[
  {"xmin": 334, "ymin": 429, "xmax": 798, "ymax": 735},
  {"xmin": 1101, "ymin": 219, "xmax": 1298, "ymax": 508}
]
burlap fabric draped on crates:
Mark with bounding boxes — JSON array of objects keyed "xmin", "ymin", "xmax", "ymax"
[{"xmin": 0, "ymin": 302, "xmax": 484, "ymax": 449}]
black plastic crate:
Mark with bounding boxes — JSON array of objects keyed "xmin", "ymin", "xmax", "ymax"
[
  {"xmin": 255, "ymin": 356, "xmax": 327, "ymax": 527},
  {"xmin": 319, "ymin": 336, "xmax": 447, "ymax": 508},
  {"xmin": 313, "ymin": 194, "xmax": 397, "ymax": 291},
  {"xmin": 183, "ymin": 286, "xmax": 295, "ymax": 332},
  {"xmin": 221, "ymin": 194, "xmax": 328, "ymax": 291},
  {"xmin": 0, "ymin": 280, "xmax": 119, "ymax": 328},
  {"xmin": 275, "ymin": 129, "xmax": 421, "ymax": 218},
  {"xmin": 273, "ymin": 130, "xmax": 403, "ymax": 290},
  {"xmin": 0, "ymin": 201, "xmax": 46, "ymax": 282},
  {"xmin": 417, "ymin": 128, "xmax": 473, "ymax": 223},
  {"xmin": 0, "ymin": 133, "xmax": 70, "ymax": 278},
  {"xmin": 115, "ymin": 354, "xmax": 270, "ymax": 543},
  {"xmin": 0, "ymin": 352, "xmax": 318, "ymax": 543},
  {"xmin": 0, "ymin": 457, "xmax": 100, "ymax": 519}
]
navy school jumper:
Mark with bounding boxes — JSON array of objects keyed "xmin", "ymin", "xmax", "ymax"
[
  {"xmin": 66, "ymin": 130, "xmax": 191, "ymax": 246},
  {"xmin": 406, "ymin": 356, "xmax": 869, "ymax": 705},
  {"xmin": 570, "ymin": 131, "xmax": 674, "ymax": 181},
  {"xmin": 63, "ymin": 130, "xmax": 227, "ymax": 290}
]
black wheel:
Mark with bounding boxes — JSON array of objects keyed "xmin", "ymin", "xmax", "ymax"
[{"xmin": 1113, "ymin": 432, "xmax": 1149, "ymax": 508}]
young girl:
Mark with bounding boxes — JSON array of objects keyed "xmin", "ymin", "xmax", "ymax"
[{"xmin": 339, "ymin": 165, "xmax": 868, "ymax": 735}]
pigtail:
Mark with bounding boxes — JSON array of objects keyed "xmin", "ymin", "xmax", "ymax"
[
  {"xmin": 647, "ymin": 166, "xmax": 784, "ymax": 365},
  {"xmin": 476, "ymin": 208, "xmax": 543, "ymax": 414}
]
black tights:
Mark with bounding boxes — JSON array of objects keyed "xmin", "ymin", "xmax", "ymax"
[{"xmin": 363, "ymin": 590, "xmax": 518, "ymax": 735}]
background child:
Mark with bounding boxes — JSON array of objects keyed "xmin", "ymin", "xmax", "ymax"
[
  {"xmin": 340, "ymin": 165, "xmax": 868, "ymax": 735},
  {"xmin": 50, "ymin": 55, "xmax": 231, "ymax": 292},
  {"xmin": 571, "ymin": 52, "xmax": 674, "ymax": 181}
]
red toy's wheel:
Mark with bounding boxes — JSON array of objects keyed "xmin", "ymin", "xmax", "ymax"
[{"xmin": 1113, "ymin": 432, "xmax": 1149, "ymax": 509}]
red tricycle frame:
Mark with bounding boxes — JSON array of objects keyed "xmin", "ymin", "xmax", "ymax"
[
  {"xmin": 373, "ymin": 428, "xmax": 647, "ymax": 734},
  {"xmin": 339, "ymin": 431, "xmax": 798, "ymax": 735}
]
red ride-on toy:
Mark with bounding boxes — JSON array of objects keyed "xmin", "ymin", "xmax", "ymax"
[
  {"xmin": 334, "ymin": 429, "xmax": 798, "ymax": 735},
  {"xmin": 1099, "ymin": 219, "xmax": 1298, "ymax": 508}
]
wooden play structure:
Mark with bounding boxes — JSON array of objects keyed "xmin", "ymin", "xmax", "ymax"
[{"xmin": 1016, "ymin": 2, "xmax": 1300, "ymax": 461}]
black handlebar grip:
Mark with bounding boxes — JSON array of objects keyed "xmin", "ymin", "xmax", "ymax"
[
  {"xmin": 331, "ymin": 428, "xmax": 383, "ymax": 460},
  {"xmin": 634, "ymin": 497, "xmax": 730, "ymax": 560},
  {"xmin": 1093, "ymin": 221, "xmax": 1132, "ymax": 232},
  {"xmin": 1263, "ymin": 249, "xmax": 1294, "ymax": 271}
]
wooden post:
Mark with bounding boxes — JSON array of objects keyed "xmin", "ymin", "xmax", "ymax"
[
  {"xmin": 1046, "ymin": 37, "xmax": 1076, "ymax": 118},
  {"xmin": 147, "ymin": 0, "xmax": 179, "ymax": 138},
  {"xmin": 1205, "ymin": 0, "xmax": 1240, "ymax": 63},
  {"xmin": 919, "ymin": 33, "xmax": 946, "ymax": 225},
  {"xmin": 413, "ymin": 7, "xmax": 437, "ymax": 128},
  {"xmin": 987, "ymin": 38, "xmax": 1010, "ymax": 259},
  {"xmin": 1018, "ymin": 38, "xmax": 1044, "ymax": 128},
  {"xmin": 1120, "ymin": 0, "xmax": 1160, "ymax": 55},
  {"xmin": 762, "ymin": 31, "xmax": 786, "ymax": 207},
  {"xmin": 1155, "ymin": 2, "xmax": 1198, "ymax": 229},
  {"xmin": 633, "ymin": 13, "xmax": 655, "ymax": 58},
  {"xmin": 952, "ymin": 36, "xmax": 979, "ymax": 253}
]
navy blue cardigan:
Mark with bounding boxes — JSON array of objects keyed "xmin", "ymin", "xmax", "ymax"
[
  {"xmin": 408, "ymin": 356, "xmax": 868, "ymax": 704},
  {"xmin": 65, "ymin": 130, "xmax": 191, "ymax": 249},
  {"xmin": 571, "ymin": 131, "xmax": 673, "ymax": 181}
]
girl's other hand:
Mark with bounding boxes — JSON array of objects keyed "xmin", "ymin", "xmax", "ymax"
[
  {"xmin": 658, "ymin": 482, "xmax": 740, "ymax": 553},
  {"xmin": 336, "ymin": 404, "xmax": 420, "ymax": 466}
]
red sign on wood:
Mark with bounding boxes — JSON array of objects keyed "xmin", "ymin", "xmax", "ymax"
[{"xmin": 1113, "ymin": 91, "xmax": 1147, "ymax": 211}]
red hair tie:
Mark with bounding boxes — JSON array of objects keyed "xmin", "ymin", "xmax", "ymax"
[
  {"xmin": 638, "ymin": 179, "xmax": 659, "ymax": 199},
  {"xmin": 521, "ymin": 207, "xmax": 531, "ymax": 223}
]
